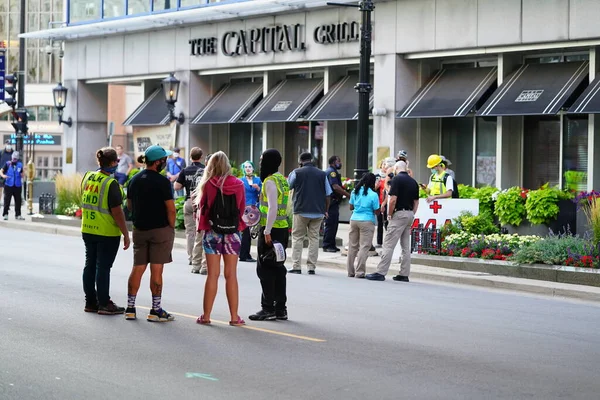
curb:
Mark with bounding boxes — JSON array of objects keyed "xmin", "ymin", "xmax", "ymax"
[{"xmin": 2, "ymin": 220, "xmax": 599, "ymax": 303}]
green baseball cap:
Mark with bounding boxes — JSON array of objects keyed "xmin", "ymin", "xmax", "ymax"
[{"xmin": 144, "ymin": 145, "xmax": 172, "ymax": 162}]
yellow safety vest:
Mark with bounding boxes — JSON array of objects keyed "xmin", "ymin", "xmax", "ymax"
[
  {"xmin": 428, "ymin": 172, "xmax": 448, "ymax": 196},
  {"xmin": 259, "ymin": 173, "xmax": 289, "ymax": 229},
  {"xmin": 80, "ymin": 171, "xmax": 123, "ymax": 237}
]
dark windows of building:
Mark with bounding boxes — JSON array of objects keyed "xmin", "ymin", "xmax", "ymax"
[
  {"xmin": 346, "ymin": 120, "xmax": 373, "ymax": 178},
  {"xmin": 523, "ymin": 116, "xmax": 561, "ymax": 189},
  {"xmin": 229, "ymin": 123, "xmax": 252, "ymax": 168},
  {"xmin": 475, "ymin": 117, "xmax": 497, "ymax": 187},
  {"xmin": 441, "ymin": 117, "xmax": 474, "ymax": 187},
  {"xmin": 563, "ymin": 116, "xmax": 588, "ymax": 192},
  {"xmin": 251, "ymin": 123, "xmax": 263, "ymax": 164},
  {"xmin": 284, "ymin": 122, "xmax": 310, "ymax": 174}
]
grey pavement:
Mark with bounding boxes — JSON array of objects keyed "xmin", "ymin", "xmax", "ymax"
[
  {"xmin": 2, "ymin": 227, "xmax": 600, "ymax": 399},
  {"xmin": 2, "ymin": 213, "xmax": 600, "ymax": 302}
]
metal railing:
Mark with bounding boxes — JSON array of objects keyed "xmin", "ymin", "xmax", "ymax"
[{"xmin": 410, "ymin": 224, "xmax": 442, "ymax": 255}]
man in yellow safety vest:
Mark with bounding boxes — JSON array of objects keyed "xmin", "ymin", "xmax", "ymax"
[{"xmin": 425, "ymin": 154, "xmax": 455, "ymax": 203}]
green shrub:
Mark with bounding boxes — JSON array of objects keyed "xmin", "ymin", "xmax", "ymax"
[
  {"xmin": 494, "ymin": 187, "xmax": 527, "ymax": 226},
  {"xmin": 510, "ymin": 233, "xmax": 592, "ymax": 265},
  {"xmin": 452, "ymin": 211, "xmax": 499, "ymax": 235},
  {"xmin": 583, "ymin": 197, "xmax": 600, "ymax": 246},
  {"xmin": 525, "ymin": 184, "xmax": 560, "ymax": 225},
  {"xmin": 473, "ymin": 186, "xmax": 499, "ymax": 217},
  {"xmin": 458, "ymin": 184, "xmax": 477, "ymax": 199},
  {"xmin": 55, "ymin": 173, "xmax": 84, "ymax": 215},
  {"xmin": 175, "ymin": 196, "xmax": 186, "ymax": 230}
]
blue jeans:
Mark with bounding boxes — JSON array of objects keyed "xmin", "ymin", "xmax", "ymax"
[{"xmin": 82, "ymin": 233, "xmax": 120, "ymax": 307}]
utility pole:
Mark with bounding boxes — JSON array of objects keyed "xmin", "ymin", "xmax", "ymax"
[
  {"xmin": 327, "ymin": 0, "xmax": 374, "ymax": 181},
  {"xmin": 16, "ymin": 0, "xmax": 26, "ymax": 153}
]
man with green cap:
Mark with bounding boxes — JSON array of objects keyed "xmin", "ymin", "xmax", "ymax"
[{"xmin": 125, "ymin": 145, "xmax": 177, "ymax": 322}]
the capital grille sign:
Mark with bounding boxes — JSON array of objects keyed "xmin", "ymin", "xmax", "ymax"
[{"xmin": 515, "ymin": 90, "xmax": 544, "ymax": 102}]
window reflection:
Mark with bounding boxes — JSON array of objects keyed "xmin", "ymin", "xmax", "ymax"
[
  {"xmin": 128, "ymin": 0, "xmax": 150, "ymax": 15},
  {"xmin": 69, "ymin": 0, "xmax": 101, "ymax": 22},
  {"xmin": 152, "ymin": 0, "xmax": 175, "ymax": 11},
  {"xmin": 104, "ymin": 0, "xmax": 124, "ymax": 18}
]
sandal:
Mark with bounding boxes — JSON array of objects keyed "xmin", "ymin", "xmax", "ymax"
[
  {"xmin": 196, "ymin": 315, "xmax": 211, "ymax": 325},
  {"xmin": 229, "ymin": 316, "xmax": 246, "ymax": 326}
]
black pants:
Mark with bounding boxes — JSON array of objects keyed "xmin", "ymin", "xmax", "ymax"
[
  {"xmin": 256, "ymin": 226, "xmax": 289, "ymax": 312},
  {"xmin": 82, "ymin": 233, "xmax": 120, "ymax": 307},
  {"xmin": 240, "ymin": 226, "xmax": 252, "ymax": 260},
  {"xmin": 376, "ymin": 212, "xmax": 384, "ymax": 245},
  {"xmin": 323, "ymin": 201, "xmax": 340, "ymax": 249},
  {"xmin": 3, "ymin": 185, "xmax": 22, "ymax": 217}
]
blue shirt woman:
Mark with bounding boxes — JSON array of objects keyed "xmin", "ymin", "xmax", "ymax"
[
  {"xmin": 349, "ymin": 187, "xmax": 380, "ymax": 224},
  {"xmin": 241, "ymin": 161, "xmax": 262, "ymax": 206}
]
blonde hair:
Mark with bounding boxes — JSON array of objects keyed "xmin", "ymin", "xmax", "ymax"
[{"xmin": 193, "ymin": 151, "xmax": 232, "ymax": 207}]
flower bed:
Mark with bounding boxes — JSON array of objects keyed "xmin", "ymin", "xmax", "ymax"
[{"xmin": 441, "ymin": 233, "xmax": 540, "ymax": 261}]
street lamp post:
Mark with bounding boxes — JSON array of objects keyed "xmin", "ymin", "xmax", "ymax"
[
  {"xmin": 52, "ymin": 82, "xmax": 72, "ymax": 127},
  {"xmin": 161, "ymin": 73, "xmax": 185, "ymax": 124},
  {"xmin": 327, "ymin": 0, "xmax": 374, "ymax": 181}
]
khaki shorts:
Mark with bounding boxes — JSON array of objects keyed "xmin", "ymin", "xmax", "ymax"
[{"xmin": 133, "ymin": 226, "xmax": 175, "ymax": 266}]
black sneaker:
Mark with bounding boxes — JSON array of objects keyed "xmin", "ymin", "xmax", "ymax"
[
  {"xmin": 308, "ymin": 270, "xmax": 316, "ymax": 275},
  {"xmin": 98, "ymin": 301, "xmax": 125, "ymax": 315},
  {"xmin": 248, "ymin": 309, "xmax": 276, "ymax": 321},
  {"xmin": 393, "ymin": 275, "xmax": 410, "ymax": 282},
  {"xmin": 84, "ymin": 302, "xmax": 98, "ymax": 313},
  {"xmin": 147, "ymin": 308, "xmax": 175, "ymax": 322},
  {"xmin": 288, "ymin": 269, "xmax": 301, "ymax": 274},
  {"xmin": 125, "ymin": 307, "xmax": 137, "ymax": 320},
  {"xmin": 275, "ymin": 310, "xmax": 288, "ymax": 321}
]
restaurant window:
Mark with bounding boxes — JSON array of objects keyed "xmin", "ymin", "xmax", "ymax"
[
  {"xmin": 563, "ymin": 116, "xmax": 588, "ymax": 192},
  {"xmin": 37, "ymin": 106, "xmax": 51, "ymax": 121},
  {"xmin": 346, "ymin": 120, "xmax": 373, "ymax": 178},
  {"xmin": 251, "ymin": 123, "xmax": 263, "ymax": 165},
  {"xmin": 284, "ymin": 122, "xmax": 309, "ymax": 174},
  {"xmin": 523, "ymin": 116, "xmax": 560, "ymax": 189},
  {"xmin": 441, "ymin": 117, "xmax": 474, "ymax": 186},
  {"xmin": 475, "ymin": 117, "xmax": 497, "ymax": 187},
  {"xmin": 310, "ymin": 121, "xmax": 324, "ymax": 169},
  {"xmin": 229, "ymin": 123, "xmax": 252, "ymax": 169}
]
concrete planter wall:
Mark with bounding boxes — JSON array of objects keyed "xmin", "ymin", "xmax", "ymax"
[{"xmin": 503, "ymin": 199, "xmax": 577, "ymax": 237}]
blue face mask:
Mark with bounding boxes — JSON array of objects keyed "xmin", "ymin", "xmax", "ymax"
[
  {"xmin": 103, "ymin": 166, "xmax": 118, "ymax": 174},
  {"xmin": 431, "ymin": 168, "xmax": 437, "ymax": 175}
]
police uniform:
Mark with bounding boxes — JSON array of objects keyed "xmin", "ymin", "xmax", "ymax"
[
  {"xmin": 323, "ymin": 166, "xmax": 342, "ymax": 250},
  {"xmin": 2, "ymin": 159, "xmax": 23, "ymax": 219},
  {"xmin": 256, "ymin": 173, "xmax": 290, "ymax": 315},
  {"xmin": 175, "ymin": 161, "xmax": 206, "ymax": 267},
  {"xmin": 80, "ymin": 170, "xmax": 125, "ymax": 310}
]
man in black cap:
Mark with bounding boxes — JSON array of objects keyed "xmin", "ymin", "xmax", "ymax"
[
  {"xmin": 287, "ymin": 152, "xmax": 331, "ymax": 274},
  {"xmin": 249, "ymin": 149, "xmax": 291, "ymax": 321}
]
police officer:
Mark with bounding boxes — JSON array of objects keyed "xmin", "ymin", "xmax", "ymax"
[
  {"xmin": 1, "ymin": 151, "xmax": 24, "ymax": 220},
  {"xmin": 249, "ymin": 149, "xmax": 291, "ymax": 321},
  {"xmin": 323, "ymin": 155, "xmax": 350, "ymax": 252},
  {"xmin": 425, "ymin": 154, "xmax": 455, "ymax": 203},
  {"xmin": 81, "ymin": 147, "xmax": 130, "ymax": 314},
  {"xmin": 174, "ymin": 147, "xmax": 206, "ymax": 269}
]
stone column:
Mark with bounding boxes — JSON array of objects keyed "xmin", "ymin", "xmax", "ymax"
[
  {"xmin": 62, "ymin": 80, "xmax": 108, "ymax": 174},
  {"xmin": 588, "ymin": 47, "xmax": 600, "ymax": 191}
]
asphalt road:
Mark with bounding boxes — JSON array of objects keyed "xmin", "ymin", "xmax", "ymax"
[{"xmin": 1, "ymin": 228, "xmax": 600, "ymax": 400}]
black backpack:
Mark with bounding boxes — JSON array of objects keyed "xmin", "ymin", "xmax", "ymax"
[
  {"xmin": 442, "ymin": 173, "xmax": 460, "ymax": 198},
  {"xmin": 208, "ymin": 188, "xmax": 239, "ymax": 234}
]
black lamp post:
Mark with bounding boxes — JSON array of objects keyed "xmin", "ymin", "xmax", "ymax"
[
  {"xmin": 52, "ymin": 82, "xmax": 72, "ymax": 127},
  {"xmin": 327, "ymin": 0, "xmax": 374, "ymax": 181},
  {"xmin": 162, "ymin": 73, "xmax": 185, "ymax": 124}
]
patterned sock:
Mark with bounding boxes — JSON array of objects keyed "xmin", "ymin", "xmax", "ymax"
[
  {"xmin": 127, "ymin": 294, "xmax": 136, "ymax": 308},
  {"xmin": 152, "ymin": 296, "xmax": 161, "ymax": 311}
]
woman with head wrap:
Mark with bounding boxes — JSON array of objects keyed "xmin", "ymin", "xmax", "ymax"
[
  {"xmin": 239, "ymin": 160, "xmax": 262, "ymax": 262},
  {"xmin": 249, "ymin": 149, "xmax": 291, "ymax": 321}
]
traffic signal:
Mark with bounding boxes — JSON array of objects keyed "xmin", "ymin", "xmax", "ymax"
[
  {"xmin": 11, "ymin": 108, "xmax": 28, "ymax": 135},
  {"xmin": 5, "ymin": 73, "xmax": 17, "ymax": 108}
]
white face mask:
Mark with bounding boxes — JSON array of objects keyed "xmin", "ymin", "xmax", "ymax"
[
  {"xmin": 173, "ymin": 153, "xmax": 180, "ymax": 158},
  {"xmin": 5, "ymin": 146, "xmax": 12, "ymax": 151}
]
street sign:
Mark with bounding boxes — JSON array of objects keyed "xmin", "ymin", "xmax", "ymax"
[{"xmin": 0, "ymin": 50, "xmax": 5, "ymax": 101}]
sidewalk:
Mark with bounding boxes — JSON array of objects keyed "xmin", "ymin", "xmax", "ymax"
[{"xmin": 2, "ymin": 214, "xmax": 600, "ymax": 303}]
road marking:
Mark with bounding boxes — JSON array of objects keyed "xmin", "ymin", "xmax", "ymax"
[
  {"xmin": 137, "ymin": 306, "xmax": 326, "ymax": 343},
  {"xmin": 186, "ymin": 373, "xmax": 218, "ymax": 381}
]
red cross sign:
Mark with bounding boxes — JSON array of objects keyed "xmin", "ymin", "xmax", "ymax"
[{"xmin": 429, "ymin": 200, "xmax": 442, "ymax": 214}]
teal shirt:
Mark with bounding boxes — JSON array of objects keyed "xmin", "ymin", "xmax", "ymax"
[{"xmin": 349, "ymin": 188, "xmax": 380, "ymax": 225}]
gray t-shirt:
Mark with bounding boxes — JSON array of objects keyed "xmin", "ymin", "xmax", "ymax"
[{"xmin": 117, "ymin": 153, "xmax": 132, "ymax": 174}]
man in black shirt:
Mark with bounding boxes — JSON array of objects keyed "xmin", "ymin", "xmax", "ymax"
[
  {"xmin": 125, "ymin": 145, "xmax": 177, "ymax": 322},
  {"xmin": 367, "ymin": 161, "xmax": 419, "ymax": 282},
  {"xmin": 174, "ymin": 147, "xmax": 207, "ymax": 272}
]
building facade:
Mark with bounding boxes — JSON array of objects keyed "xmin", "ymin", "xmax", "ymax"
[
  {"xmin": 21, "ymin": 0, "xmax": 600, "ymax": 191},
  {"xmin": 1, "ymin": 0, "xmax": 63, "ymax": 178}
]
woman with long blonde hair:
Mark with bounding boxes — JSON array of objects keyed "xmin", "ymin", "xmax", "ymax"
[{"xmin": 194, "ymin": 151, "xmax": 247, "ymax": 326}]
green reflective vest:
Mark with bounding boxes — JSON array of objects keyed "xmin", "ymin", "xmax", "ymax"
[
  {"xmin": 259, "ymin": 173, "xmax": 289, "ymax": 229},
  {"xmin": 428, "ymin": 172, "xmax": 448, "ymax": 196},
  {"xmin": 81, "ymin": 171, "xmax": 123, "ymax": 237}
]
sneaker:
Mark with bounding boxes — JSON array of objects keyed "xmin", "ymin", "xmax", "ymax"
[
  {"xmin": 97, "ymin": 301, "xmax": 126, "ymax": 315},
  {"xmin": 147, "ymin": 308, "xmax": 175, "ymax": 322},
  {"xmin": 248, "ymin": 309, "xmax": 276, "ymax": 321},
  {"xmin": 200, "ymin": 268, "xmax": 208, "ymax": 275},
  {"xmin": 308, "ymin": 270, "xmax": 316, "ymax": 275},
  {"xmin": 366, "ymin": 273, "xmax": 386, "ymax": 281},
  {"xmin": 288, "ymin": 269, "xmax": 301, "ymax": 274},
  {"xmin": 2, "ymin": 216, "xmax": 7, "ymax": 221},
  {"xmin": 84, "ymin": 302, "xmax": 98, "ymax": 313},
  {"xmin": 393, "ymin": 275, "xmax": 410, "ymax": 282},
  {"xmin": 191, "ymin": 268, "xmax": 200, "ymax": 274},
  {"xmin": 275, "ymin": 310, "xmax": 288, "ymax": 321},
  {"xmin": 15, "ymin": 216, "xmax": 25, "ymax": 221},
  {"xmin": 125, "ymin": 307, "xmax": 137, "ymax": 320}
]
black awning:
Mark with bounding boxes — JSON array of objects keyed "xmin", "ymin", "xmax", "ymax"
[
  {"xmin": 191, "ymin": 82, "xmax": 263, "ymax": 124},
  {"xmin": 244, "ymin": 79, "xmax": 324, "ymax": 123},
  {"xmin": 123, "ymin": 88, "xmax": 170, "ymax": 126},
  {"xmin": 397, "ymin": 67, "xmax": 497, "ymax": 119},
  {"xmin": 307, "ymin": 75, "xmax": 374, "ymax": 121},
  {"xmin": 568, "ymin": 76, "xmax": 600, "ymax": 114},
  {"xmin": 478, "ymin": 61, "xmax": 589, "ymax": 117}
]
